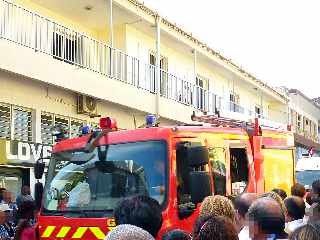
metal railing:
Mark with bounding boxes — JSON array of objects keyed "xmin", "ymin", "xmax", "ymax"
[{"xmin": 0, "ymin": 0, "xmax": 266, "ymax": 118}]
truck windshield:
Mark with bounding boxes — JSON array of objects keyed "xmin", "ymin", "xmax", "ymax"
[
  {"xmin": 43, "ymin": 140, "xmax": 167, "ymax": 217},
  {"xmin": 296, "ymin": 170, "xmax": 320, "ymax": 187}
]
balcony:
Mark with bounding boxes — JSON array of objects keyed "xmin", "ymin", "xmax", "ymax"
[{"xmin": 0, "ymin": 0, "xmax": 272, "ymax": 123}]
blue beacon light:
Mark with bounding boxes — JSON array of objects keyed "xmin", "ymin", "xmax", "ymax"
[
  {"xmin": 81, "ymin": 125, "xmax": 91, "ymax": 135},
  {"xmin": 146, "ymin": 114, "xmax": 157, "ymax": 127}
]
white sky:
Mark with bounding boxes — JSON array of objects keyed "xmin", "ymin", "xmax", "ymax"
[{"xmin": 142, "ymin": 0, "xmax": 320, "ymax": 99}]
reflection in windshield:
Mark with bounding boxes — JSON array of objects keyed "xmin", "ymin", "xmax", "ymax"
[
  {"xmin": 43, "ymin": 141, "xmax": 167, "ymax": 217},
  {"xmin": 296, "ymin": 170, "xmax": 320, "ymax": 187}
]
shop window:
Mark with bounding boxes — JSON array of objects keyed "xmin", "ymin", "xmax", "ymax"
[
  {"xmin": 41, "ymin": 112, "xmax": 54, "ymax": 145},
  {"xmin": 12, "ymin": 106, "xmax": 32, "ymax": 142},
  {"xmin": 230, "ymin": 148, "xmax": 249, "ymax": 195},
  {"xmin": 0, "ymin": 103, "xmax": 11, "ymax": 140}
]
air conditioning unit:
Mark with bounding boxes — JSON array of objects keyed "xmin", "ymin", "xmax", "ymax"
[{"xmin": 77, "ymin": 95, "xmax": 98, "ymax": 115}]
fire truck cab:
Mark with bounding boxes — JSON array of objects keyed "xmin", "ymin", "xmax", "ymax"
[{"xmin": 34, "ymin": 114, "xmax": 295, "ymax": 239}]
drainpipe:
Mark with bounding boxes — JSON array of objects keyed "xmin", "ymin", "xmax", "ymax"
[
  {"xmin": 193, "ymin": 49, "xmax": 197, "ymax": 107},
  {"xmin": 155, "ymin": 15, "xmax": 161, "ymax": 117},
  {"xmin": 109, "ymin": 0, "xmax": 114, "ymax": 47}
]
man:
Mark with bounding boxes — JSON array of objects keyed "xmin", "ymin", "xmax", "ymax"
[
  {"xmin": 308, "ymin": 180, "xmax": 320, "ymax": 223},
  {"xmin": 291, "ymin": 183, "xmax": 306, "ymax": 199},
  {"xmin": 114, "ymin": 195, "xmax": 163, "ymax": 238},
  {"xmin": 1, "ymin": 191, "xmax": 18, "ymax": 223},
  {"xmin": 248, "ymin": 197, "xmax": 287, "ymax": 240},
  {"xmin": 0, "ymin": 204, "xmax": 15, "ymax": 240},
  {"xmin": 284, "ymin": 196, "xmax": 305, "ymax": 233},
  {"xmin": 16, "ymin": 185, "xmax": 33, "ymax": 208},
  {"xmin": 233, "ymin": 193, "xmax": 257, "ymax": 240}
]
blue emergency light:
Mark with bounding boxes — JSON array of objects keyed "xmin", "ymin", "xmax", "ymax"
[
  {"xmin": 146, "ymin": 114, "xmax": 157, "ymax": 127},
  {"xmin": 81, "ymin": 125, "xmax": 91, "ymax": 135}
]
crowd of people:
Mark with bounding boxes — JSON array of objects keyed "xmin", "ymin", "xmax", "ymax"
[
  {"xmin": 107, "ymin": 179, "xmax": 320, "ymax": 240},
  {"xmin": 0, "ymin": 186, "xmax": 37, "ymax": 240}
]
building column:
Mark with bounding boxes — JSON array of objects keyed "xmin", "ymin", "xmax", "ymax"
[
  {"xmin": 155, "ymin": 15, "xmax": 161, "ymax": 117},
  {"xmin": 193, "ymin": 49, "xmax": 197, "ymax": 107}
]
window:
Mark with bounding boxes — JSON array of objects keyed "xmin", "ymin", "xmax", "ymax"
[
  {"xmin": 209, "ymin": 147, "xmax": 226, "ymax": 196},
  {"xmin": 230, "ymin": 148, "xmax": 249, "ymax": 195},
  {"xmin": 255, "ymin": 106, "xmax": 262, "ymax": 118},
  {"xmin": 0, "ymin": 103, "xmax": 11, "ymax": 139},
  {"xmin": 52, "ymin": 27, "xmax": 78, "ymax": 64},
  {"xmin": 12, "ymin": 106, "xmax": 32, "ymax": 142},
  {"xmin": 297, "ymin": 114, "xmax": 303, "ymax": 132},
  {"xmin": 195, "ymin": 76, "xmax": 209, "ymax": 110},
  {"xmin": 149, "ymin": 52, "xmax": 168, "ymax": 95},
  {"xmin": 229, "ymin": 92, "xmax": 243, "ymax": 113},
  {"xmin": 41, "ymin": 112, "xmax": 86, "ymax": 144},
  {"xmin": 41, "ymin": 112, "xmax": 54, "ymax": 145}
]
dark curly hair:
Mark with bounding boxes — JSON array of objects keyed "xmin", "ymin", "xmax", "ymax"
[
  {"xmin": 193, "ymin": 216, "xmax": 238, "ymax": 240},
  {"xmin": 114, "ymin": 195, "xmax": 163, "ymax": 237}
]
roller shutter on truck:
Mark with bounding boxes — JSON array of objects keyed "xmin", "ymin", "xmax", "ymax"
[{"xmin": 262, "ymin": 148, "xmax": 295, "ymax": 195}]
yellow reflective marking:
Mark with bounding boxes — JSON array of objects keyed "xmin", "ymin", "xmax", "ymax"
[
  {"xmin": 56, "ymin": 226, "xmax": 71, "ymax": 238},
  {"xmin": 42, "ymin": 226, "xmax": 56, "ymax": 238},
  {"xmin": 89, "ymin": 227, "xmax": 106, "ymax": 239},
  {"xmin": 72, "ymin": 227, "xmax": 88, "ymax": 239}
]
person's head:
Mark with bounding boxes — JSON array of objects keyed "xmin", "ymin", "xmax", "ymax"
[
  {"xmin": 17, "ymin": 201, "xmax": 36, "ymax": 220},
  {"xmin": 21, "ymin": 185, "xmax": 31, "ymax": 196},
  {"xmin": 192, "ymin": 215, "xmax": 213, "ymax": 238},
  {"xmin": 272, "ymin": 188, "xmax": 287, "ymax": 200},
  {"xmin": 233, "ymin": 193, "xmax": 257, "ymax": 229},
  {"xmin": 114, "ymin": 195, "xmax": 162, "ymax": 237},
  {"xmin": 193, "ymin": 216, "xmax": 239, "ymax": 240},
  {"xmin": 284, "ymin": 196, "xmax": 306, "ymax": 222},
  {"xmin": 200, "ymin": 195, "xmax": 236, "ymax": 222},
  {"xmin": 2, "ymin": 191, "xmax": 12, "ymax": 203},
  {"xmin": 162, "ymin": 229, "xmax": 190, "ymax": 240},
  {"xmin": 248, "ymin": 197, "xmax": 286, "ymax": 240},
  {"xmin": 311, "ymin": 180, "xmax": 320, "ymax": 204},
  {"xmin": 291, "ymin": 183, "xmax": 306, "ymax": 198},
  {"xmin": 105, "ymin": 224, "xmax": 155, "ymax": 240},
  {"xmin": 289, "ymin": 222, "xmax": 320, "ymax": 240},
  {"xmin": 0, "ymin": 204, "xmax": 11, "ymax": 224},
  {"xmin": 259, "ymin": 191, "xmax": 287, "ymax": 216}
]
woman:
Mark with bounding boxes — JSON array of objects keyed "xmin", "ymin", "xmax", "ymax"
[
  {"xmin": 0, "ymin": 204, "xmax": 15, "ymax": 240},
  {"xmin": 14, "ymin": 201, "xmax": 36, "ymax": 240}
]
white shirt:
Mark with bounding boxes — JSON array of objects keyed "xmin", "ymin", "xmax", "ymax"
[
  {"xmin": 285, "ymin": 219, "xmax": 305, "ymax": 234},
  {"xmin": 238, "ymin": 226, "xmax": 251, "ymax": 240}
]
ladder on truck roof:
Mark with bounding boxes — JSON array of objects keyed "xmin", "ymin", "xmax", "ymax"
[{"xmin": 191, "ymin": 111, "xmax": 290, "ymax": 132}]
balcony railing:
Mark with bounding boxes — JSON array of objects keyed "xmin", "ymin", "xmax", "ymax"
[{"xmin": 0, "ymin": 0, "xmax": 265, "ymax": 119}]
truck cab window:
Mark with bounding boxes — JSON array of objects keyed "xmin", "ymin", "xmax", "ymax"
[
  {"xmin": 209, "ymin": 148, "xmax": 226, "ymax": 196},
  {"xmin": 230, "ymin": 148, "xmax": 249, "ymax": 195}
]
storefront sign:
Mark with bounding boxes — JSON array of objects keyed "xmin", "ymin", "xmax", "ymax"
[{"xmin": 0, "ymin": 140, "xmax": 52, "ymax": 165}]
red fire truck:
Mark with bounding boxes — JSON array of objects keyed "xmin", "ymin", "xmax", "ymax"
[{"xmin": 34, "ymin": 114, "xmax": 295, "ymax": 239}]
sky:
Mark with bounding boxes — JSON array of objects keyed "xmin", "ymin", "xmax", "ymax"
[{"xmin": 142, "ymin": 0, "xmax": 320, "ymax": 99}]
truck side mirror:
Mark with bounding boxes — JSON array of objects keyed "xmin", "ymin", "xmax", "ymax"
[
  {"xmin": 188, "ymin": 146, "xmax": 209, "ymax": 167},
  {"xmin": 34, "ymin": 160, "xmax": 45, "ymax": 180},
  {"xmin": 190, "ymin": 171, "xmax": 212, "ymax": 204}
]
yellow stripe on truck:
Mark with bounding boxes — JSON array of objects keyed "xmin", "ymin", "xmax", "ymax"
[
  {"xmin": 89, "ymin": 227, "xmax": 106, "ymax": 239},
  {"xmin": 71, "ymin": 227, "xmax": 89, "ymax": 239},
  {"xmin": 41, "ymin": 226, "xmax": 56, "ymax": 238},
  {"xmin": 56, "ymin": 226, "xmax": 72, "ymax": 238}
]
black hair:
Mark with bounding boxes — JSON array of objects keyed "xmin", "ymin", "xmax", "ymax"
[
  {"xmin": 284, "ymin": 197, "xmax": 305, "ymax": 220},
  {"xmin": 195, "ymin": 216, "xmax": 238, "ymax": 240},
  {"xmin": 272, "ymin": 188, "xmax": 287, "ymax": 200},
  {"xmin": 114, "ymin": 195, "xmax": 163, "ymax": 237},
  {"xmin": 233, "ymin": 193, "xmax": 256, "ymax": 218},
  {"xmin": 16, "ymin": 200, "xmax": 36, "ymax": 220},
  {"xmin": 192, "ymin": 215, "xmax": 213, "ymax": 239},
  {"xmin": 291, "ymin": 183, "xmax": 306, "ymax": 198},
  {"xmin": 248, "ymin": 198, "xmax": 286, "ymax": 237},
  {"xmin": 162, "ymin": 229, "xmax": 190, "ymax": 240},
  {"xmin": 312, "ymin": 180, "xmax": 320, "ymax": 195}
]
